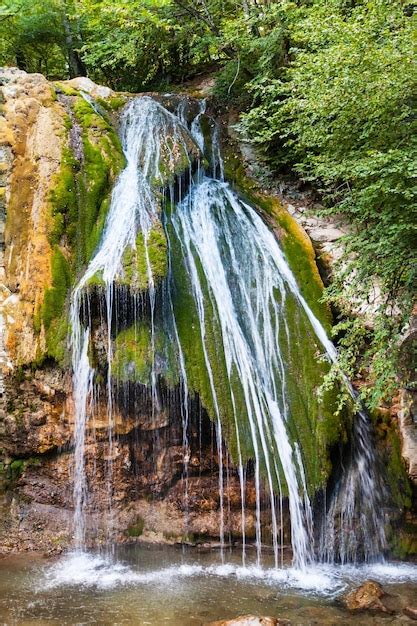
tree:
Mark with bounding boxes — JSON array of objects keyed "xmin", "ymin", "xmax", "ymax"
[
  {"xmin": 0, "ymin": 0, "xmax": 86, "ymax": 78},
  {"xmin": 241, "ymin": 0, "xmax": 417, "ymax": 407}
]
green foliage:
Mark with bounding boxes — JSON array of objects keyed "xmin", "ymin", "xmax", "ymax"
[
  {"xmin": 0, "ymin": 0, "xmax": 86, "ymax": 78},
  {"xmin": 73, "ymin": 0, "xmax": 235, "ymax": 90},
  {"xmin": 212, "ymin": 3, "xmax": 292, "ymax": 106},
  {"xmin": 240, "ymin": 0, "xmax": 417, "ymax": 410}
]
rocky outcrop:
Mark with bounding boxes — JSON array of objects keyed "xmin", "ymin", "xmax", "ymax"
[
  {"xmin": 399, "ymin": 390, "xmax": 417, "ymax": 486},
  {"xmin": 0, "ymin": 372, "xmax": 268, "ymax": 553},
  {"xmin": 398, "ymin": 308, "xmax": 417, "ymax": 488},
  {"xmin": 1, "ymin": 68, "xmax": 61, "ymax": 364},
  {"xmin": 404, "ymin": 607, "xmax": 417, "ymax": 621},
  {"xmin": 0, "ymin": 68, "xmax": 125, "ymax": 367}
]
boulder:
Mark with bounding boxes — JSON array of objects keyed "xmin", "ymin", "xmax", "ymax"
[{"xmin": 342, "ymin": 580, "xmax": 391, "ymax": 613}]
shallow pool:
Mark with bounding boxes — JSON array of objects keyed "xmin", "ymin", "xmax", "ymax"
[{"xmin": 1, "ymin": 544, "xmax": 417, "ymax": 624}]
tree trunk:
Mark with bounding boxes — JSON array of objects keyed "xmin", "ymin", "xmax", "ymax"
[
  {"xmin": 15, "ymin": 50, "xmax": 27, "ymax": 72},
  {"xmin": 63, "ymin": 14, "xmax": 87, "ymax": 78}
]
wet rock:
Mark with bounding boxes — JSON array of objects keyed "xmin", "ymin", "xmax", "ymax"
[
  {"xmin": 342, "ymin": 580, "xmax": 391, "ymax": 613},
  {"xmin": 404, "ymin": 607, "xmax": 417, "ymax": 621},
  {"xmin": 206, "ymin": 617, "xmax": 289, "ymax": 626}
]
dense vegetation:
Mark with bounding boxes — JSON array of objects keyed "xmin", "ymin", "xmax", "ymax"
[{"xmin": 1, "ymin": 0, "xmax": 415, "ymax": 410}]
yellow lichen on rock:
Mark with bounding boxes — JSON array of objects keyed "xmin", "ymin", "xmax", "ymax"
[{"xmin": 1, "ymin": 68, "xmax": 67, "ymax": 365}]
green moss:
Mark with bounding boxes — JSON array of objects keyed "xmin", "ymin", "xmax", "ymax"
[
  {"xmin": 36, "ymin": 94, "xmax": 126, "ymax": 366},
  {"xmin": 389, "ymin": 523, "xmax": 417, "ymax": 559},
  {"xmin": 96, "ymin": 95, "xmax": 127, "ymax": 111},
  {"xmin": 54, "ymin": 82, "xmax": 79, "ymax": 96},
  {"xmin": 373, "ymin": 409, "xmax": 412, "ymax": 510},
  {"xmin": 127, "ymin": 516, "xmax": 145, "ymax": 537},
  {"xmin": 70, "ymin": 97, "xmax": 125, "ymax": 266},
  {"xmin": 277, "ymin": 292, "xmax": 347, "ymax": 491},
  {"xmin": 167, "ymin": 176, "xmax": 343, "ymax": 495},
  {"xmin": 113, "ymin": 324, "xmax": 151, "ymax": 384},
  {"xmin": 40, "ymin": 248, "xmax": 72, "ymax": 364},
  {"xmin": 85, "ymin": 272, "xmax": 105, "ymax": 288},
  {"xmin": 48, "ymin": 146, "xmax": 78, "ymax": 247},
  {"xmin": 9, "ymin": 459, "xmax": 24, "ymax": 480},
  {"xmin": 41, "ymin": 248, "xmax": 71, "ymax": 329},
  {"xmin": 169, "ymin": 222, "xmax": 261, "ymax": 472},
  {"xmin": 386, "ymin": 431, "xmax": 413, "ymax": 510},
  {"xmin": 121, "ymin": 224, "xmax": 168, "ymax": 290},
  {"xmin": 113, "ymin": 321, "xmax": 179, "ymax": 387}
]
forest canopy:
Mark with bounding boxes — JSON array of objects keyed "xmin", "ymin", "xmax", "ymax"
[{"xmin": 1, "ymin": 0, "xmax": 416, "ymax": 410}]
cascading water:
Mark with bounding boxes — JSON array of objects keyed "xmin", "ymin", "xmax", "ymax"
[
  {"xmin": 70, "ymin": 96, "xmax": 197, "ymax": 548},
  {"xmin": 319, "ymin": 405, "xmax": 387, "ymax": 564},
  {"xmin": 69, "ymin": 93, "xmax": 386, "ymax": 570},
  {"xmin": 169, "ymin": 180, "xmax": 316, "ymax": 569}
]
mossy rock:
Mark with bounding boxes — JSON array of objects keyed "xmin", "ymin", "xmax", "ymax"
[
  {"xmin": 223, "ymin": 148, "xmax": 332, "ymax": 332},
  {"xmin": 372, "ymin": 407, "xmax": 413, "ymax": 510},
  {"xmin": 120, "ymin": 223, "xmax": 168, "ymax": 291},
  {"xmin": 36, "ymin": 93, "xmax": 126, "ymax": 365},
  {"xmin": 389, "ymin": 522, "xmax": 417, "ymax": 559},
  {"xmin": 95, "ymin": 95, "xmax": 127, "ymax": 112},
  {"xmin": 112, "ymin": 321, "xmax": 179, "ymax": 388},
  {"xmin": 167, "ymin": 204, "xmax": 345, "ymax": 495}
]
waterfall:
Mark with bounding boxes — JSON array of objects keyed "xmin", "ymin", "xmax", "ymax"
[
  {"xmin": 69, "ymin": 96, "xmax": 198, "ymax": 547},
  {"xmin": 69, "ymin": 94, "xmax": 385, "ymax": 568}
]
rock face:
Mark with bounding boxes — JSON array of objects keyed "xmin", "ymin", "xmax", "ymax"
[
  {"xmin": 1, "ymin": 68, "xmax": 63, "ymax": 365},
  {"xmin": 0, "ymin": 68, "xmax": 125, "ymax": 367},
  {"xmin": 400, "ymin": 391, "xmax": 417, "ymax": 486},
  {"xmin": 0, "ymin": 68, "xmax": 261, "ymax": 554},
  {"xmin": 0, "ymin": 372, "xmax": 268, "ymax": 552},
  {"xmin": 0, "ymin": 68, "xmax": 321, "ymax": 555},
  {"xmin": 398, "ymin": 307, "xmax": 417, "ymax": 488}
]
